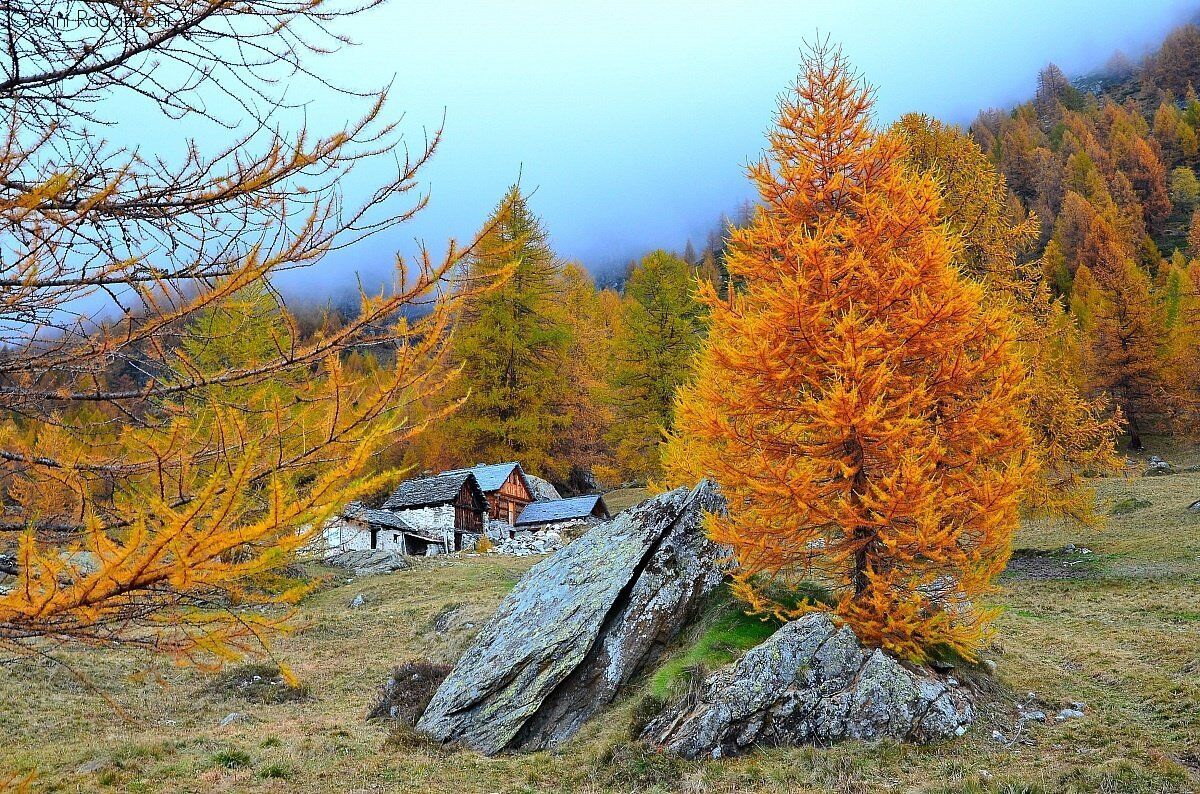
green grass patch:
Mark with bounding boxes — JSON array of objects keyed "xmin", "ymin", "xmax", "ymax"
[
  {"xmin": 647, "ymin": 582, "xmax": 834, "ymax": 700},
  {"xmin": 207, "ymin": 749, "xmax": 251, "ymax": 769},
  {"xmin": 648, "ymin": 607, "xmax": 778, "ymax": 699},
  {"xmin": 1110, "ymin": 497, "xmax": 1153, "ymax": 515}
]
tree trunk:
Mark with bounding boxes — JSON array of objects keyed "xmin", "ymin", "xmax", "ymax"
[
  {"xmin": 846, "ymin": 430, "xmax": 871, "ymax": 596},
  {"xmin": 1126, "ymin": 410, "xmax": 1144, "ymax": 451}
]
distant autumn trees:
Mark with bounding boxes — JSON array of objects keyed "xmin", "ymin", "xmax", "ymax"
[
  {"xmin": 0, "ymin": 0, "xmax": 486, "ymax": 662},
  {"xmin": 973, "ymin": 30, "xmax": 1200, "ymax": 445},
  {"xmin": 440, "ymin": 188, "xmax": 573, "ymax": 480},
  {"xmin": 895, "ymin": 115, "xmax": 1121, "ymax": 521},
  {"xmin": 665, "ymin": 46, "xmax": 1035, "ymax": 661}
]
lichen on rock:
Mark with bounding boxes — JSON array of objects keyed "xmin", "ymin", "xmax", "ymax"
[
  {"xmin": 641, "ymin": 613, "xmax": 976, "ymax": 758},
  {"xmin": 415, "ymin": 480, "xmax": 729, "ymax": 754}
]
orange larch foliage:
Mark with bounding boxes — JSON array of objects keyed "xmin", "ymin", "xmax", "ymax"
[
  {"xmin": 664, "ymin": 45, "xmax": 1035, "ymax": 662},
  {"xmin": 1071, "ymin": 216, "xmax": 1169, "ymax": 450},
  {"xmin": 895, "ymin": 115, "xmax": 1121, "ymax": 524}
]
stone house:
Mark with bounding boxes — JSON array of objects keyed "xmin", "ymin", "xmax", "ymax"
[
  {"xmin": 321, "ymin": 462, "xmax": 609, "ymax": 559},
  {"xmin": 380, "ymin": 470, "xmax": 488, "ymax": 552},
  {"xmin": 443, "ymin": 462, "xmax": 536, "ymax": 530},
  {"xmin": 514, "ymin": 494, "xmax": 611, "ymax": 534}
]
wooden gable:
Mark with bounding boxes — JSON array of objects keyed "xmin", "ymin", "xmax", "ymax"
[
  {"xmin": 489, "ymin": 467, "xmax": 533, "ymax": 523},
  {"xmin": 453, "ymin": 479, "xmax": 485, "ymax": 533}
]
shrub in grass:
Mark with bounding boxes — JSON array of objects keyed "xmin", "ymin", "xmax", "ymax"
[
  {"xmin": 203, "ymin": 664, "xmax": 308, "ymax": 704},
  {"xmin": 1110, "ymin": 497, "xmax": 1152, "ymax": 515},
  {"xmin": 258, "ymin": 762, "xmax": 292, "ymax": 780},
  {"xmin": 383, "ymin": 723, "xmax": 452, "ymax": 752},
  {"xmin": 208, "ymin": 749, "xmax": 251, "ymax": 769},
  {"xmin": 367, "ymin": 659, "xmax": 451, "ymax": 723}
]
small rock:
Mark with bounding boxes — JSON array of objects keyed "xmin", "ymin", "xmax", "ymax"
[
  {"xmin": 982, "ymin": 659, "xmax": 998, "ymax": 675},
  {"xmin": 1057, "ymin": 708, "xmax": 1085, "ymax": 720},
  {"xmin": 980, "ymin": 770, "xmax": 993, "ymax": 782},
  {"xmin": 1024, "ymin": 710, "xmax": 1047, "ymax": 722},
  {"xmin": 1188, "ymin": 500, "xmax": 1200, "ymax": 513},
  {"xmin": 1143, "ymin": 458, "xmax": 1175, "ymax": 477},
  {"xmin": 991, "ymin": 730, "xmax": 1006, "ymax": 742},
  {"xmin": 76, "ymin": 758, "xmax": 107, "ymax": 774},
  {"xmin": 432, "ymin": 606, "xmax": 461, "ymax": 633},
  {"xmin": 348, "ymin": 593, "xmax": 367, "ymax": 609},
  {"xmin": 219, "ymin": 712, "xmax": 249, "ymax": 728}
]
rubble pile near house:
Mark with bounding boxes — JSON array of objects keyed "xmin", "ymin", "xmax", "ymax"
[{"xmin": 485, "ymin": 527, "xmax": 566, "ymax": 556}]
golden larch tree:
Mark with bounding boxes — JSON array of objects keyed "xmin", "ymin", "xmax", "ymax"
[
  {"xmin": 664, "ymin": 45, "xmax": 1035, "ymax": 661},
  {"xmin": 0, "ymin": 0, "xmax": 492, "ymax": 664},
  {"xmin": 895, "ymin": 114, "xmax": 1121, "ymax": 524},
  {"xmin": 1070, "ymin": 216, "xmax": 1169, "ymax": 450}
]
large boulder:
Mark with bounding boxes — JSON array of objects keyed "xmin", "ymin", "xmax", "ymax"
[
  {"xmin": 642, "ymin": 613, "xmax": 975, "ymax": 759},
  {"xmin": 416, "ymin": 481, "xmax": 729, "ymax": 754},
  {"xmin": 524, "ymin": 474, "xmax": 561, "ymax": 502}
]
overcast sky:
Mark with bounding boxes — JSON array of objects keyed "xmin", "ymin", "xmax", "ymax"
[{"xmin": 279, "ymin": 2, "xmax": 1200, "ymax": 287}]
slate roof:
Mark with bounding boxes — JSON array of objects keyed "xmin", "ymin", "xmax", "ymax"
[
  {"xmin": 442, "ymin": 461, "xmax": 532, "ymax": 494},
  {"xmin": 515, "ymin": 494, "xmax": 610, "ymax": 527},
  {"xmin": 382, "ymin": 471, "xmax": 485, "ymax": 511},
  {"xmin": 342, "ymin": 502, "xmax": 414, "ymax": 531}
]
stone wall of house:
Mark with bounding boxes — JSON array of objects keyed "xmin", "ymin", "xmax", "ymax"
[
  {"xmin": 394, "ymin": 504, "xmax": 460, "ymax": 554},
  {"xmin": 395, "ymin": 504, "xmax": 456, "ymax": 538},
  {"xmin": 320, "ymin": 517, "xmax": 373, "ymax": 558},
  {"xmin": 375, "ymin": 527, "xmax": 409, "ymax": 553}
]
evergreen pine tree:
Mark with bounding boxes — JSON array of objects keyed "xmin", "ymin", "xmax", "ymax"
[
  {"xmin": 607, "ymin": 250, "xmax": 705, "ymax": 481},
  {"xmin": 442, "ymin": 187, "xmax": 571, "ymax": 478}
]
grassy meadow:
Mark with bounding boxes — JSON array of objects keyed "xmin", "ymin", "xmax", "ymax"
[{"xmin": 1, "ymin": 442, "xmax": 1198, "ymax": 793}]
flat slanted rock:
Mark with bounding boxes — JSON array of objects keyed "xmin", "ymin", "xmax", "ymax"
[
  {"xmin": 642, "ymin": 613, "xmax": 975, "ymax": 759},
  {"xmin": 416, "ymin": 481, "xmax": 728, "ymax": 754},
  {"xmin": 325, "ymin": 549, "xmax": 410, "ymax": 576}
]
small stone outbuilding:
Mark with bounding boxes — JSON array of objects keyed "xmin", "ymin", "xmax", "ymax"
[
  {"xmin": 515, "ymin": 494, "xmax": 610, "ymax": 534},
  {"xmin": 377, "ymin": 470, "xmax": 487, "ymax": 553}
]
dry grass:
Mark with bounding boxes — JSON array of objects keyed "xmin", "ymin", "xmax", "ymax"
[
  {"xmin": 603, "ymin": 486, "xmax": 651, "ymax": 515},
  {"xmin": 2, "ymin": 440, "xmax": 1198, "ymax": 792}
]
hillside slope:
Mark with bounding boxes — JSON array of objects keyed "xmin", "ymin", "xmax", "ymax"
[{"xmin": 1, "ymin": 442, "xmax": 1197, "ymax": 792}]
